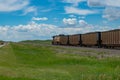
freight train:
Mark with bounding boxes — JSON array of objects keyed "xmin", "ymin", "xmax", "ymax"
[{"xmin": 52, "ymin": 29, "xmax": 120, "ymax": 48}]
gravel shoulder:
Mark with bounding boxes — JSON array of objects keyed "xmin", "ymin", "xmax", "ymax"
[{"xmin": 52, "ymin": 45, "xmax": 120, "ymax": 58}]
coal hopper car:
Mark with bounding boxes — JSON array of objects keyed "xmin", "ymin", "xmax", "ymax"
[
  {"xmin": 81, "ymin": 32, "xmax": 101, "ymax": 47},
  {"xmin": 101, "ymin": 29, "xmax": 120, "ymax": 48}
]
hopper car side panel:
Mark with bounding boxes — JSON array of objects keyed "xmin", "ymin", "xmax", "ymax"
[
  {"xmin": 101, "ymin": 29, "xmax": 120, "ymax": 47},
  {"xmin": 81, "ymin": 32, "xmax": 101, "ymax": 47},
  {"xmin": 60, "ymin": 36, "xmax": 69, "ymax": 45},
  {"xmin": 69, "ymin": 34, "xmax": 81, "ymax": 46}
]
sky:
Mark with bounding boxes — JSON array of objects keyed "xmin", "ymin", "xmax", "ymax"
[{"xmin": 0, "ymin": 0, "xmax": 120, "ymax": 41}]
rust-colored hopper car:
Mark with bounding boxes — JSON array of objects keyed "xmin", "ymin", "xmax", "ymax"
[
  {"xmin": 52, "ymin": 29, "xmax": 120, "ymax": 49},
  {"xmin": 69, "ymin": 34, "xmax": 82, "ymax": 46},
  {"xmin": 81, "ymin": 32, "xmax": 101, "ymax": 47},
  {"xmin": 101, "ymin": 29, "xmax": 120, "ymax": 47}
]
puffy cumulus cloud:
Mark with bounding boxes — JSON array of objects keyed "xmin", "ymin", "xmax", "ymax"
[
  {"xmin": 62, "ymin": 0, "xmax": 86, "ymax": 6},
  {"xmin": 64, "ymin": 6, "xmax": 98, "ymax": 15},
  {"xmin": 63, "ymin": 18, "xmax": 77, "ymax": 25},
  {"xmin": 103, "ymin": 7, "xmax": 120, "ymax": 21},
  {"xmin": 0, "ymin": 0, "xmax": 29, "ymax": 12},
  {"xmin": 79, "ymin": 20, "xmax": 96, "ymax": 28},
  {"xmin": 0, "ymin": 23, "xmax": 78, "ymax": 41},
  {"xmin": 32, "ymin": 17, "xmax": 48, "ymax": 21},
  {"xmin": 88, "ymin": 0, "xmax": 120, "ymax": 7},
  {"xmin": 0, "ymin": 22, "xmax": 111, "ymax": 42},
  {"xmin": 0, "ymin": 22, "xmax": 57, "ymax": 41},
  {"xmin": 63, "ymin": 18, "xmax": 91, "ymax": 27},
  {"xmin": 79, "ymin": 20, "xmax": 88, "ymax": 26}
]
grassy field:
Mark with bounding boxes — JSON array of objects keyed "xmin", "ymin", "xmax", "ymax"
[{"xmin": 0, "ymin": 40, "xmax": 120, "ymax": 80}]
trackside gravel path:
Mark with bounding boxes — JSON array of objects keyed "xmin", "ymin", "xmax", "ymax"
[{"xmin": 52, "ymin": 45, "xmax": 120, "ymax": 58}]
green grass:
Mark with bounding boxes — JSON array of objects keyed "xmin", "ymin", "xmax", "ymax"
[
  {"xmin": 20, "ymin": 40, "xmax": 51, "ymax": 45},
  {"xmin": 0, "ymin": 41, "xmax": 120, "ymax": 80}
]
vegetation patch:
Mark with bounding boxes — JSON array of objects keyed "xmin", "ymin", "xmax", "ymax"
[{"xmin": 0, "ymin": 41, "xmax": 120, "ymax": 80}]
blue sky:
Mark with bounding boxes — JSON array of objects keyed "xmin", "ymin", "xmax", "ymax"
[{"xmin": 0, "ymin": 0, "xmax": 120, "ymax": 41}]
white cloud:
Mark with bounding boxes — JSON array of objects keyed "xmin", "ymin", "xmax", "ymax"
[
  {"xmin": 103, "ymin": 7, "xmax": 120, "ymax": 21},
  {"xmin": 0, "ymin": 22, "xmax": 113, "ymax": 41},
  {"xmin": 32, "ymin": 17, "xmax": 48, "ymax": 21},
  {"xmin": 88, "ymin": 0, "xmax": 120, "ymax": 21},
  {"xmin": 63, "ymin": 18, "xmax": 77, "ymax": 25},
  {"xmin": 88, "ymin": 0, "xmax": 105, "ymax": 7},
  {"xmin": 63, "ymin": 0, "xmax": 86, "ymax": 6},
  {"xmin": 64, "ymin": 6, "xmax": 98, "ymax": 15},
  {"xmin": 69, "ymin": 15, "xmax": 76, "ymax": 18},
  {"xmin": 106, "ymin": 0, "xmax": 120, "ymax": 7},
  {"xmin": 79, "ymin": 20, "xmax": 88, "ymax": 26},
  {"xmin": 23, "ymin": 6, "xmax": 37, "ymax": 15},
  {"xmin": 0, "ymin": 0, "xmax": 29, "ymax": 12},
  {"xmin": 88, "ymin": 0, "xmax": 120, "ymax": 7},
  {"xmin": 0, "ymin": 22, "xmax": 80, "ymax": 41}
]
